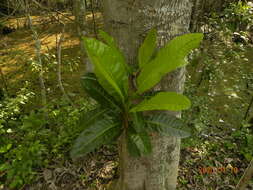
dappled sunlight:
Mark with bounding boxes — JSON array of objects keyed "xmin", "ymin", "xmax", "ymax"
[{"xmin": 1, "ymin": 1, "xmax": 253, "ymax": 189}]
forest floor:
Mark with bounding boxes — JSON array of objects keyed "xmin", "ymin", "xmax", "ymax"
[
  {"xmin": 0, "ymin": 12, "xmax": 103, "ymax": 106},
  {"xmin": 0, "ymin": 12, "xmax": 253, "ymax": 190}
]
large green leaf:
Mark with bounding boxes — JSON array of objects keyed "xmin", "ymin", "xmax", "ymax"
[
  {"xmin": 70, "ymin": 117, "xmax": 121, "ymax": 158},
  {"xmin": 130, "ymin": 92, "xmax": 191, "ymax": 112},
  {"xmin": 131, "ymin": 112, "xmax": 146, "ymax": 133},
  {"xmin": 137, "ymin": 33, "xmax": 203, "ymax": 94},
  {"xmin": 146, "ymin": 113, "xmax": 190, "ymax": 138},
  {"xmin": 138, "ymin": 29, "xmax": 157, "ymax": 69},
  {"xmin": 127, "ymin": 113, "xmax": 149, "ymax": 157},
  {"xmin": 81, "ymin": 73, "xmax": 121, "ymax": 111},
  {"xmin": 78, "ymin": 108, "xmax": 111, "ymax": 129},
  {"xmin": 98, "ymin": 30, "xmax": 131, "ymax": 73},
  {"xmin": 127, "ymin": 127, "xmax": 152, "ymax": 157},
  {"xmin": 126, "ymin": 128, "xmax": 141, "ymax": 157},
  {"xmin": 83, "ymin": 37, "xmax": 128, "ymax": 102},
  {"xmin": 98, "ymin": 30, "xmax": 118, "ymax": 49}
]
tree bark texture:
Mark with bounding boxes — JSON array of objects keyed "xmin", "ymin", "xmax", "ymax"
[
  {"xmin": 73, "ymin": 0, "xmax": 87, "ymax": 65},
  {"xmin": 102, "ymin": 1, "xmax": 192, "ymax": 190}
]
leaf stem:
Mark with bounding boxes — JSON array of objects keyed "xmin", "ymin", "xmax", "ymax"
[{"xmin": 123, "ymin": 111, "xmax": 129, "ymax": 130}]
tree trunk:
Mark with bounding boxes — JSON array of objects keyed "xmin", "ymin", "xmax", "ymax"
[
  {"xmin": 190, "ymin": 0, "xmax": 203, "ymax": 32},
  {"xmin": 102, "ymin": 1, "xmax": 192, "ymax": 189},
  {"xmin": 73, "ymin": 0, "xmax": 87, "ymax": 66}
]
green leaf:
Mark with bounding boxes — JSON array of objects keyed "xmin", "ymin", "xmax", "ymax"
[
  {"xmin": 98, "ymin": 30, "xmax": 131, "ymax": 73},
  {"xmin": 78, "ymin": 108, "xmax": 110, "ymax": 129},
  {"xmin": 127, "ymin": 113, "xmax": 149, "ymax": 157},
  {"xmin": 70, "ymin": 117, "xmax": 121, "ymax": 158},
  {"xmin": 83, "ymin": 37, "xmax": 128, "ymax": 102},
  {"xmin": 127, "ymin": 127, "xmax": 152, "ymax": 157},
  {"xmin": 81, "ymin": 73, "xmax": 121, "ymax": 111},
  {"xmin": 126, "ymin": 128, "xmax": 141, "ymax": 157},
  {"xmin": 138, "ymin": 29, "xmax": 157, "ymax": 69},
  {"xmin": 131, "ymin": 112, "xmax": 145, "ymax": 133},
  {"xmin": 98, "ymin": 30, "xmax": 118, "ymax": 48},
  {"xmin": 0, "ymin": 143, "xmax": 12, "ymax": 153},
  {"xmin": 0, "ymin": 163, "xmax": 10, "ymax": 171},
  {"xmin": 130, "ymin": 92, "xmax": 191, "ymax": 112},
  {"xmin": 146, "ymin": 113, "xmax": 190, "ymax": 138},
  {"xmin": 137, "ymin": 33, "xmax": 203, "ymax": 94}
]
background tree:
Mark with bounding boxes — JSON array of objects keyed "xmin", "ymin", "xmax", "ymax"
[
  {"xmin": 73, "ymin": 0, "xmax": 87, "ymax": 64},
  {"xmin": 102, "ymin": 0, "xmax": 193, "ymax": 189}
]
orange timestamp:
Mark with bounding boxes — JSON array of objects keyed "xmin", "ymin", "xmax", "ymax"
[{"xmin": 199, "ymin": 166, "xmax": 239, "ymax": 174}]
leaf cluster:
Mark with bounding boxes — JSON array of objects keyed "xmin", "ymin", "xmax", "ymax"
[{"xmin": 71, "ymin": 29, "xmax": 203, "ymax": 158}]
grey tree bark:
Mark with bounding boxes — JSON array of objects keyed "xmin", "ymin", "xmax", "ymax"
[
  {"xmin": 73, "ymin": 0, "xmax": 94, "ymax": 72},
  {"xmin": 25, "ymin": 1, "xmax": 47, "ymax": 114},
  {"xmin": 56, "ymin": 30, "xmax": 75, "ymax": 107},
  {"xmin": 73, "ymin": 0, "xmax": 87, "ymax": 65},
  {"xmin": 190, "ymin": 0, "xmax": 203, "ymax": 32},
  {"xmin": 102, "ymin": 1, "xmax": 192, "ymax": 190}
]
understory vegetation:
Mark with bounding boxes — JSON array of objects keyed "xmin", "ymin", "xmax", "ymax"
[{"xmin": 0, "ymin": 1, "xmax": 253, "ymax": 189}]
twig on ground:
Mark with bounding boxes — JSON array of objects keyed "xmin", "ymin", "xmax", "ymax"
[
  {"xmin": 244, "ymin": 95, "xmax": 253, "ymax": 120},
  {"xmin": 236, "ymin": 159, "xmax": 253, "ymax": 190},
  {"xmin": 0, "ymin": 67, "xmax": 9, "ymax": 96}
]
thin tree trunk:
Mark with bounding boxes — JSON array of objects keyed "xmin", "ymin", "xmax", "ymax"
[
  {"xmin": 244, "ymin": 95, "xmax": 253, "ymax": 120},
  {"xmin": 25, "ymin": 4, "xmax": 47, "ymax": 111},
  {"xmin": 84, "ymin": 0, "xmax": 88, "ymax": 9},
  {"xmin": 56, "ymin": 29, "xmax": 75, "ymax": 107},
  {"xmin": 190, "ymin": 0, "xmax": 203, "ymax": 32},
  {"xmin": 102, "ymin": 1, "xmax": 192, "ymax": 189},
  {"xmin": 30, "ymin": 21, "xmax": 47, "ymax": 109},
  {"xmin": 73, "ymin": 0, "xmax": 89, "ymax": 68},
  {"xmin": 0, "ymin": 68, "xmax": 9, "ymax": 96},
  {"xmin": 90, "ymin": 0, "xmax": 97, "ymax": 38}
]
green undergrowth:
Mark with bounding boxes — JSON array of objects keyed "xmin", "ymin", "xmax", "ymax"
[
  {"xmin": 0, "ymin": 85, "xmax": 95, "ymax": 188},
  {"xmin": 178, "ymin": 1, "xmax": 253, "ymax": 189},
  {"xmin": 0, "ymin": 1, "xmax": 253, "ymax": 189}
]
